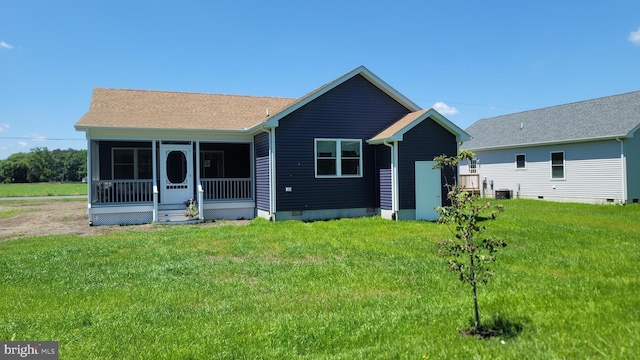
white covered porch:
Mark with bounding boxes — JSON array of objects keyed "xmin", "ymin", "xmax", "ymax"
[{"xmin": 85, "ymin": 138, "xmax": 255, "ymax": 226}]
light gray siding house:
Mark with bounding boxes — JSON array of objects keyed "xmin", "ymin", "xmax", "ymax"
[{"xmin": 460, "ymin": 90, "xmax": 640, "ymax": 205}]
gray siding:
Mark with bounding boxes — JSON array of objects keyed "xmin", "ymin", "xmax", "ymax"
[
  {"xmin": 254, "ymin": 132, "xmax": 270, "ymax": 211},
  {"xmin": 274, "ymin": 74, "xmax": 411, "ymax": 212},
  {"xmin": 397, "ymin": 118, "xmax": 457, "ymax": 210},
  {"xmin": 624, "ymin": 135, "xmax": 640, "ymax": 202},
  {"xmin": 467, "ymin": 140, "xmax": 625, "ymax": 203}
]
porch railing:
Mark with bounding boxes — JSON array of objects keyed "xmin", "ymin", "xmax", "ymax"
[
  {"xmin": 201, "ymin": 178, "xmax": 252, "ymax": 201},
  {"xmin": 92, "ymin": 180, "xmax": 154, "ymax": 204},
  {"xmin": 460, "ymin": 174, "xmax": 481, "ymax": 195}
]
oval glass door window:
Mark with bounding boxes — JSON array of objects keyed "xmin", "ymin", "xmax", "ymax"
[{"xmin": 166, "ymin": 151, "xmax": 187, "ymax": 184}]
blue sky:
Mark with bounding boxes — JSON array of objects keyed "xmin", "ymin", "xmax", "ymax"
[{"xmin": 1, "ymin": 0, "xmax": 639, "ymax": 159}]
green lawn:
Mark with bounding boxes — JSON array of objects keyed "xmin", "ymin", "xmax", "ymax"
[
  {"xmin": 0, "ymin": 200, "xmax": 638, "ymax": 359},
  {"xmin": 0, "ymin": 182, "xmax": 87, "ymax": 197}
]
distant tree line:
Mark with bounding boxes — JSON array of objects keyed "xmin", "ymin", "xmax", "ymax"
[{"xmin": 0, "ymin": 148, "xmax": 87, "ymax": 183}]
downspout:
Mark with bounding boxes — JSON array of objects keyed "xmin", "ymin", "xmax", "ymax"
[
  {"xmin": 261, "ymin": 126, "xmax": 276, "ymax": 220},
  {"xmin": 616, "ymin": 137, "xmax": 627, "ymax": 204},
  {"xmin": 383, "ymin": 140, "xmax": 398, "ymax": 220}
]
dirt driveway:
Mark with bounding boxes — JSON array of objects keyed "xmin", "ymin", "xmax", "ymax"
[{"xmin": 0, "ymin": 200, "xmax": 248, "ymax": 242}]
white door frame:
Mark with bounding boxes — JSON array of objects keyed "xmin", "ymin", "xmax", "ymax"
[
  {"xmin": 415, "ymin": 161, "xmax": 441, "ymax": 221},
  {"xmin": 160, "ymin": 143, "xmax": 193, "ymax": 204}
]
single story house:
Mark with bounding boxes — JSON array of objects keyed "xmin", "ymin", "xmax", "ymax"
[
  {"xmin": 75, "ymin": 66, "xmax": 469, "ymax": 225},
  {"xmin": 460, "ymin": 90, "xmax": 640, "ymax": 204}
]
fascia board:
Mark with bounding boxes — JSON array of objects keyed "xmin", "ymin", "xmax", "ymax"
[
  {"xmin": 466, "ymin": 135, "xmax": 629, "ymax": 151},
  {"xmin": 81, "ymin": 126, "xmax": 251, "ymax": 142}
]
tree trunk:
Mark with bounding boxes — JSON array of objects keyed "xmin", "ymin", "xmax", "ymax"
[{"xmin": 470, "ymin": 252, "xmax": 481, "ymax": 330}]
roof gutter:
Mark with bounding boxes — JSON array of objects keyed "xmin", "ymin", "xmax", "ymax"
[{"xmin": 465, "ymin": 134, "xmax": 630, "ymax": 152}]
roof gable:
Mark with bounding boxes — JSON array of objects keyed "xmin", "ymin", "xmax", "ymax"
[
  {"xmin": 260, "ymin": 66, "xmax": 421, "ymax": 128},
  {"xmin": 464, "ymin": 90, "xmax": 640, "ymax": 150},
  {"xmin": 368, "ymin": 108, "xmax": 470, "ymax": 143}
]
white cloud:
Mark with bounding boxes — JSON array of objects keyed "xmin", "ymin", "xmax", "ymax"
[
  {"xmin": 18, "ymin": 141, "xmax": 27, "ymax": 147},
  {"xmin": 0, "ymin": 41, "xmax": 13, "ymax": 49},
  {"xmin": 0, "ymin": 123, "xmax": 9, "ymax": 131},
  {"xmin": 629, "ymin": 27, "xmax": 640, "ymax": 45},
  {"xmin": 432, "ymin": 101, "xmax": 459, "ymax": 115}
]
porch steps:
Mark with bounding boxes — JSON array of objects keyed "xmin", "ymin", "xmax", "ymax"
[{"xmin": 157, "ymin": 209, "xmax": 202, "ymax": 225}]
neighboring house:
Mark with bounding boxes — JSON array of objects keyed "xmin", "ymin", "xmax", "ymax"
[
  {"xmin": 460, "ymin": 90, "xmax": 640, "ymax": 205},
  {"xmin": 75, "ymin": 66, "xmax": 469, "ymax": 225}
]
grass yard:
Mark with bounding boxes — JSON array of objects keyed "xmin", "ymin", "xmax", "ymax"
[
  {"xmin": 0, "ymin": 182, "xmax": 87, "ymax": 197},
  {"xmin": 0, "ymin": 200, "xmax": 638, "ymax": 359}
]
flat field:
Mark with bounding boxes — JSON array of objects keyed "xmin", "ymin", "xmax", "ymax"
[{"xmin": 0, "ymin": 182, "xmax": 87, "ymax": 197}]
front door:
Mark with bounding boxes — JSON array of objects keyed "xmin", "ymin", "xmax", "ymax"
[
  {"xmin": 415, "ymin": 161, "xmax": 441, "ymax": 221},
  {"xmin": 160, "ymin": 143, "xmax": 193, "ymax": 204}
]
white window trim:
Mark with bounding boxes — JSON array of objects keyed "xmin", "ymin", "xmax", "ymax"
[
  {"xmin": 112, "ymin": 147, "xmax": 151, "ymax": 180},
  {"xmin": 515, "ymin": 153, "xmax": 527, "ymax": 170},
  {"xmin": 469, "ymin": 159, "xmax": 478, "ymax": 174},
  {"xmin": 314, "ymin": 138, "xmax": 363, "ymax": 178},
  {"xmin": 550, "ymin": 151, "xmax": 565, "ymax": 180}
]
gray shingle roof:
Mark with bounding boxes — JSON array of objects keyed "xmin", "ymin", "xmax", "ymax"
[{"xmin": 462, "ymin": 90, "xmax": 640, "ymax": 150}]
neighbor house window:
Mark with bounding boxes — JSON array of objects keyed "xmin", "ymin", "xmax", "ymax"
[
  {"xmin": 551, "ymin": 151, "xmax": 564, "ymax": 179},
  {"xmin": 112, "ymin": 148, "xmax": 152, "ymax": 179},
  {"xmin": 516, "ymin": 154, "xmax": 526, "ymax": 169},
  {"xmin": 469, "ymin": 159, "xmax": 478, "ymax": 174},
  {"xmin": 315, "ymin": 139, "xmax": 362, "ymax": 177}
]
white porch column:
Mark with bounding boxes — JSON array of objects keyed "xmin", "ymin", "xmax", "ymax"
[
  {"xmin": 152, "ymin": 140, "xmax": 158, "ymax": 223},
  {"xmin": 195, "ymin": 141, "xmax": 201, "ymax": 187},
  {"xmin": 86, "ymin": 136, "xmax": 92, "ymax": 209}
]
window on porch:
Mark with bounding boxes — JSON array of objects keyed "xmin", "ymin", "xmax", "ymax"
[
  {"xmin": 113, "ymin": 148, "xmax": 152, "ymax": 179},
  {"xmin": 91, "ymin": 143, "xmax": 154, "ymax": 204},
  {"xmin": 199, "ymin": 143, "xmax": 252, "ymax": 201}
]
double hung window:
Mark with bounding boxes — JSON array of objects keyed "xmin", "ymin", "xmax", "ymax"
[
  {"xmin": 315, "ymin": 139, "xmax": 362, "ymax": 177},
  {"xmin": 112, "ymin": 148, "xmax": 152, "ymax": 179},
  {"xmin": 551, "ymin": 151, "xmax": 564, "ymax": 179},
  {"xmin": 469, "ymin": 159, "xmax": 478, "ymax": 174},
  {"xmin": 516, "ymin": 154, "xmax": 526, "ymax": 169}
]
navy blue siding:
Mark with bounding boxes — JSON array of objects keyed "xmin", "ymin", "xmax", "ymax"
[
  {"xmin": 379, "ymin": 169, "xmax": 392, "ymax": 210},
  {"xmin": 397, "ymin": 118, "xmax": 457, "ymax": 210},
  {"xmin": 275, "ymin": 74, "xmax": 411, "ymax": 212},
  {"xmin": 375, "ymin": 145, "xmax": 392, "ymax": 209},
  {"xmin": 254, "ymin": 132, "xmax": 270, "ymax": 211},
  {"xmin": 255, "ymin": 157, "xmax": 270, "ymax": 211}
]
